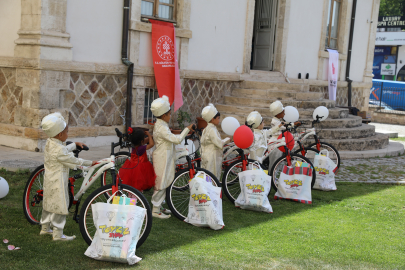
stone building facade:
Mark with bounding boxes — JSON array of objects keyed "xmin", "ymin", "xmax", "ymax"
[{"xmin": 0, "ymin": 0, "xmax": 380, "ymax": 151}]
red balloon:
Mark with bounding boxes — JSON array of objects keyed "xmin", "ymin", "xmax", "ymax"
[
  {"xmin": 233, "ymin": 125, "xmax": 254, "ymax": 149},
  {"xmin": 277, "ymin": 131, "xmax": 295, "ymax": 152}
]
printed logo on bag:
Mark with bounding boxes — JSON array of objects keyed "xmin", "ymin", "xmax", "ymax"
[
  {"xmin": 98, "ymin": 225, "xmax": 130, "ymax": 239},
  {"xmin": 245, "ymin": 184, "xmax": 264, "ymax": 193},
  {"xmin": 156, "ymin": 35, "xmax": 175, "ymax": 60},
  {"xmin": 191, "ymin": 193, "xmax": 211, "ymax": 204},
  {"xmin": 284, "ymin": 180, "xmax": 302, "ymax": 188},
  {"xmin": 315, "ymin": 167, "xmax": 329, "ymax": 175}
]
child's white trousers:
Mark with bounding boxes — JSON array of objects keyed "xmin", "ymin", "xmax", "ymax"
[
  {"xmin": 151, "ymin": 189, "xmax": 166, "ymax": 207},
  {"xmin": 40, "ymin": 209, "xmax": 66, "ymax": 229}
]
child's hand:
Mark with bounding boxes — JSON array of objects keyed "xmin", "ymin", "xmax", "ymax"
[
  {"xmin": 75, "ymin": 142, "xmax": 87, "ymax": 149},
  {"xmin": 294, "ymin": 121, "xmax": 302, "ymax": 127},
  {"xmin": 144, "ymin": 131, "xmax": 151, "ymax": 136},
  {"xmin": 91, "ymin": 161, "xmax": 98, "ymax": 166}
]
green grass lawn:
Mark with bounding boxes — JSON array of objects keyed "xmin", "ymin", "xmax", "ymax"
[
  {"xmin": 390, "ymin": 137, "xmax": 405, "ymax": 142},
  {"xmin": 1, "ymin": 169, "xmax": 405, "ymax": 269}
]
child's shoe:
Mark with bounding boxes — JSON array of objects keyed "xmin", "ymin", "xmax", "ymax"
[
  {"xmin": 161, "ymin": 207, "xmax": 171, "ymax": 214},
  {"xmin": 152, "ymin": 206, "xmax": 171, "ymax": 219},
  {"xmin": 52, "ymin": 228, "xmax": 76, "ymax": 241},
  {"xmin": 39, "ymin": 223, "xmax": 53, "ymax": 235}
]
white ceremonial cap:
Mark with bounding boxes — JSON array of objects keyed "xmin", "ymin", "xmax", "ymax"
[
  {"xmin": 201, "ymin": 103, "xmax": 218, "ymax": 123},
  {"xmin": 151, "ymin": 95, "xmax": 171, "ymax": 117},
  {"xmin": 269, "ymin": 100, "xmax": 284, "ymax": 116},
  {"xmin": 41, "ymin": 112, "xmax": 67, "ymax": 138},
  {"xmin": 246, "ymin": 111, "xmax": 263, "ymax": 129}
]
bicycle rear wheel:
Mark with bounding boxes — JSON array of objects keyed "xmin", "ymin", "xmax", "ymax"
[
  {"xmin": 221, "ymin": 159, "xmax": 262, "ymax": 203},
  {"xmin": 308, "ymin": 142, "xmax": 340, "ymax": 168},
  {"xmin": 100, "ymin": 151, "xmax": 131, "ymax": 187},
  {"xmin": 269, "ymin": 154, "xmax": 316, "ymax": 192},
  {"xmin": 166, "ymin": 167, "xmax": 220, "ymax": 221},
  {"xmin": 23, "ymin": 165, "xmax": 45, "ymax": 225},
  {"xmin": 79, "ymin": 183, "xmax": 152, "ymax": 248}
]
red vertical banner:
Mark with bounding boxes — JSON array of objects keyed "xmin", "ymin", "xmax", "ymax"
[{"xmin": 150, "ymin": 19, "xmax": 183, "ymax": 111}]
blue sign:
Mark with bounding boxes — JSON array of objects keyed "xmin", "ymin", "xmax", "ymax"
[{"xmin": 374, "ymin": 46, "xmax": 391, "ymax": 55}]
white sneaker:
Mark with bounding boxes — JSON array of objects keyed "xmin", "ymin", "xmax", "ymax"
[
  {"xmin": 152, "ymin": 206, "xmax": 171, "ymax": 219},
  {"xmin": 152, "ymin": 211, "xmax": 171, "ymax": 219},
  {"xmin": 39, "ymin": 224, "xmax": 53, "ymax": 235},
  {"xmin": 52, "ymin": 228, "xmax": 76, "ymax": 241},
  {"xmin": 161, "ymin": 207, "xmax": 171, "ymax": 214}
]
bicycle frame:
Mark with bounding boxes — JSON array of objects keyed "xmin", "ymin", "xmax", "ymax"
[
  {"xmin": 261, "ymin": 138, "xmax": 288, "ymax": 161},
  {"xmin": 71, "ymin": 156, "xmax": 115, "ymax": 203}
]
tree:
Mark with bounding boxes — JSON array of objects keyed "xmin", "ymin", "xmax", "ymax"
[{"xmin": 379, "ymin": 0, "xmax": 405, "ymax": 17}]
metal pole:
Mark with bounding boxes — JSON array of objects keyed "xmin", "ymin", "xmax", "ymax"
[
  {"xmin": 346, "ymin": 0, "xmax": 357, "ymax": 107},
  {"xmin": 379, "ymin": 82, "xmax": 383, "ymax": 110}
]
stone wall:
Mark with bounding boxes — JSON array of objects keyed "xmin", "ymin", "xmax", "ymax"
[
  {"xmin": 132, "ymin": 76, "xmax": 240, "ymax": 128},
  {"xmin": 369, "ymin": 106, "xmax": 405, "ymax": 125},
  {"xmin": 0, "ymin": 68, "xmax": 22, "ymax": 125},
  {"xmin": 64, "ymin": 72, "xmax": 127, "ymax": 127},
  {"xmin": 172, "ymin": 79, "xmax": 239, "ymax": 127},
  {"xmin": 309, "ymin": 85, "xmax": 369, "ymax": 111}
]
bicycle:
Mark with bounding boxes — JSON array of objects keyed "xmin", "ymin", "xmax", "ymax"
[
  {"xmin": 292, "ymin": 116, "xmax": 340, "ymax": 169},
  {"xmin": 175, "ymin": 128, "xmax": 203, "ymax": 171},
  {"xmin": 23, "ymin": 139, "xmax": 152, "ymax": 247},
  {"xmin": 222, "ymin": 125, "xmax": 316, "ymax": 203},
  {"xmin": 165, "ymin": 130, "xmax": 221, "ymax": 221}
]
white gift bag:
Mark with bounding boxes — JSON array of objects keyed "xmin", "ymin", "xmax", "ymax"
[
  {"xmin": 235, "ymin": 162, "xmax": 273, "ymax": 213},
  {"xmin": 313, "ymin": 150, "xmax": 337, "ymax": 191},
  {"xmin": 274, "ymin": 165, "xmax": 313, "ymax": 204},
  {"xmin": 84, "ymin": 194, "xmax": 146, "ymax": 265},
  {"xmin": 185, "ymin": 172, "xmax": 224, "ymax": 230}
]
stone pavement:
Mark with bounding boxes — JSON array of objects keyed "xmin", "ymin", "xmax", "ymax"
[
  {"xmin": 370, "ymin": 122, "xmax": 405, "ymax": 137},
  {"xmin": 0, "ymin": 144, "xmax": 115, "ymax": 171},
  {"xmin": 336, "ymin": 141, "xmax": 405, "ymax": 185},
  {"xmin": 1, "ymin": 140, "xmax": 404, "ymax": 184}
]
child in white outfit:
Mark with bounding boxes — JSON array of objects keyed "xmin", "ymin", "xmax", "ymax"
[
  {"xmin": 200, "ymin": 104, "xmax": 230, "ymax": 181},
  {"xmin": 40, "ymin": 112, "xmax": 96, "ymax": 241},
  {"xmin": 268, "ymin": 101, "xmax": 301, "ymax": 167},
  {"xmin": 150, "ymin": 95, "xmax": 195, "ymax": 219},
  {"xmin": 247, "ymin": 111, "xmax": 283, "ymax": 163}
]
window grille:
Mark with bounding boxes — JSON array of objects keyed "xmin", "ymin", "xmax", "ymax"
[{"xmin": 144, "ymin": 88, "xmax": 159, "ymax": 124}]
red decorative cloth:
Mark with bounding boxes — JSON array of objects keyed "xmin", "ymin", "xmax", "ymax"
[{"xmin": 118, "ymin": 146, "xmax": 156, "ymax": 191}]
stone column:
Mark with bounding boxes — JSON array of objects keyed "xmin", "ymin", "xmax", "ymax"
[
  {"xmin": 12, "ymin": 0, "xmax": 71, "ymax": 150},
  {"xmin": 15, "ymin": 0, "xmax": 72, "ymax": 60}
]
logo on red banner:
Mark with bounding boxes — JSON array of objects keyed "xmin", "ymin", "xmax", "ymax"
[{"xmin": 156, "ymin": 35, "xmax": 174, "ymax": 60}]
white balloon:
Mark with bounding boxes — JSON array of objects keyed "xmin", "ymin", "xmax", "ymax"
[
  {"xmin": 0, "ymin": 177, "xmax": 9, "ymax": 199},
  {"xmin": 313, "ymin": 106, "xmax": 329, "ymax": 121},
  {"xmin": 221, "ymin": 117, "xmax": 240, "ymax": 136},
  {"xmin": 284, "ymin": 106, "xmax": 299, "ymax": 123}
]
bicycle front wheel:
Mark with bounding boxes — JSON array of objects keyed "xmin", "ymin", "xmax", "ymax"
[
  {"xmin": 308, "ymin": 142, "xmax": 340, "ymax": 168},
  {"xmin": 79, "ymin": 183, "xmax": 152, "ymax": 248},
  {"xmin": 293, "ymin": 147, "xmax": 320, "ymax": 165},
  {"xmin": 166, "ymin": 167, "xmax": 220, "ymax": 221},
  {"xmin": 222, "ymin": 159, "xmax": 262, "ymax": 203},
  {"xmin": 269, "ymin": 154, "xmax": 316, "ymax": 192}
]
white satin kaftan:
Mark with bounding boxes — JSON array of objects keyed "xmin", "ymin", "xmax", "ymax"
[
  {"xmin": 201, "ymin": 123, "xmax": 227, "ymax": 181},
  {"xmin": 152, "ymin": 119, "xmax": 190, "ymax": 191},
  {"xmin": 42, "ymin": 138, "xmax": 92, "ymax": 215},
  {"xmin": 248, "ymin": 126, "xmax": 280, "ymax": 163}
]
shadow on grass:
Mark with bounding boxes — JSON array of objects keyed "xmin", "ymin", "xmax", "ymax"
[{"xmin": 0, "ymin": 169, "xmax": 396, "ymax": 269}]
